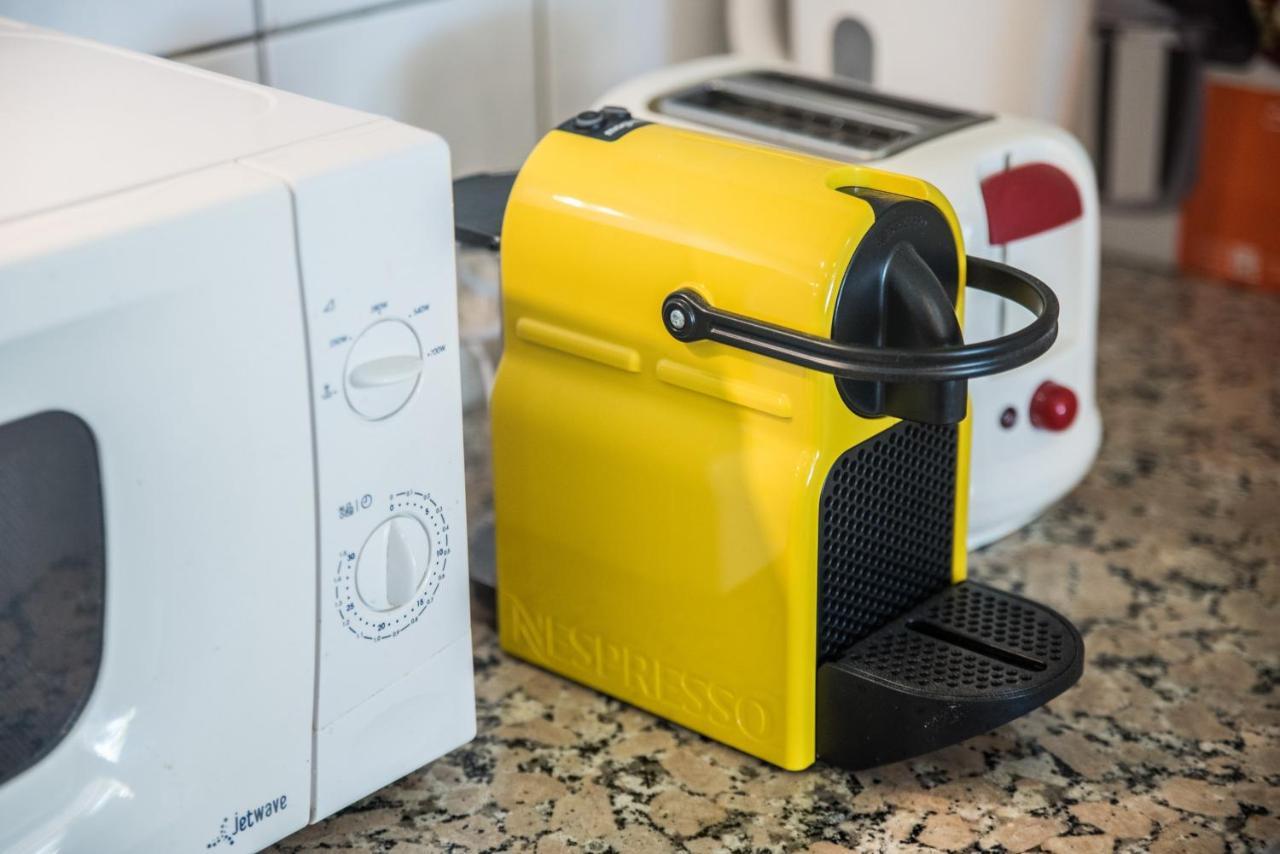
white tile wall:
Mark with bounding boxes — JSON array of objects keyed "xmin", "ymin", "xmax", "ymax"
[
  {"xmin": 260, "ymin": 0, "xmax": 388, "ymax": 31},
  {"xmin": 0, "ymin": 0, "xmax": 254, "ymax": 55},
  {"xmin": 263, "ymin": 0, "xmax": 538, "ymax": 175},
  {"xmin": 542, "ymin": 0, "xmax": 727, "ymax": 127},
  {"xmin": 171, "ymin": 42, "xmax": 261, "ymax": 82}
]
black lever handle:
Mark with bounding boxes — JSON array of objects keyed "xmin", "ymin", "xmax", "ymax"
[{"xmin": 661, "ymin": 256, "xmax": 1058, "ymax": 385}]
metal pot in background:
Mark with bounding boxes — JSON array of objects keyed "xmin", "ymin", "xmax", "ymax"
[{"xmin": 1092, "ymin": 0, "xmax": 1259, "ymax": 210}]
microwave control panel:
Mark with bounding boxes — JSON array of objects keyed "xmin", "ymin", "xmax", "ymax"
[
  {"xmin": 284, "ymin": 143, "xmax": 467, "ymax": 665},
  {"xmin": 310, "ymin": 279, "xmax": 461, "ymax": 648},
  {"xmin": 242, "ymin": 121, "xmax": 474, "ymax": 821}
]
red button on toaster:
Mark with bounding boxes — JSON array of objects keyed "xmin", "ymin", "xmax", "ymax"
[{"xmin": 1030, "ymin": 381, "xmax": 1079, "ymax": 431}]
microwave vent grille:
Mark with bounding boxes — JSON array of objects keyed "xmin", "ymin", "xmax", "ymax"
[{"xmin": 818, "ymin": 420, "xmax": 957, "ymax": 662}]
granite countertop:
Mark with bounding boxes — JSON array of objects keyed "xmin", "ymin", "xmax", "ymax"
[{"xmin": 272, "ymin": 265, "xmax": 1279, "ymax": 854}]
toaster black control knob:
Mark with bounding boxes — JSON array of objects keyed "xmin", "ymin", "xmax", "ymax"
[
  {"xmin": 343, "ymin": 319, "xmax": 423, "ymax": 419},
  {"xmin": 573, "ymin": 110, "xmax": 604, "ymax": 130},
  {"xmin": 356, "ymin": 515, "xmax": 432, "ymax": 611}
]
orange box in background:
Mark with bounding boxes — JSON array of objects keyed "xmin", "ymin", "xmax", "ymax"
[{"xmin": 1178, "ymin": 78, "xmax": 1280, "ymax": 290}]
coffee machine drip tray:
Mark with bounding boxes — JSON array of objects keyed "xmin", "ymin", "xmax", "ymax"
[{"xmin": 816, "ymin": 582, "xmax": 1084, "ymax": 770}]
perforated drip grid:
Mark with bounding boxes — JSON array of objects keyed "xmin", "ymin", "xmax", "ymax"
[
  {"xmin": 840, "ymin": 583, "xmax": 1074, "ymax": 695},
  {"xmin": 818, "ymin": 421, "xmax": 957, "ymax": 662}
]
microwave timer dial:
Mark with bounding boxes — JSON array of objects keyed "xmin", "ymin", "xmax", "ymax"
[
  {"xmin": 343, "ymin": 318, "xmax": 423, "ymax": 419},
  {"xmin": 335, "ymin": 491, "xmax": 451, "ymax": 641},
  {"xmin": 356, "ymin": 515, "xmax": 431, "ymax": 611}
]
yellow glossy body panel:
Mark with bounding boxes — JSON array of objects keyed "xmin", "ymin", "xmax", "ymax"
[{"xmin": 493, "ymin": 123, "xmax": 971, "ymax": 770}]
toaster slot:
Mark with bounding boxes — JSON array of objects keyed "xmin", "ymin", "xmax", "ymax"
[
  {"xmin": 815, "ymin": 581, "xmax": 1083, "ymax": 770},
  {"xmin": 662, "ymin": 86, "xmax": 911, "ymax": 159},
  {"xmin": 655, "ymin": 70, "xmax": 989, "ymax": 161}
]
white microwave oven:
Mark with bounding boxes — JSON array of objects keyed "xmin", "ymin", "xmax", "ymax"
[{"xmin": 0, "ymin": 20, "xmax": 474, "ymax": 852}]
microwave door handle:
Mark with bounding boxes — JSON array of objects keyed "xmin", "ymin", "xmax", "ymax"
[{"xmin": 661, "ymin": 256, "xmax": 1059, "ymax": 384}]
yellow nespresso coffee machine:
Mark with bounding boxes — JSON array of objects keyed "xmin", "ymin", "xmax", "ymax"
[{"xmin": 455, "ymin": 108, "xmax": 1083, "ymax": 771}]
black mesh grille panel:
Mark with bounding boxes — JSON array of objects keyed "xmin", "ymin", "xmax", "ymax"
[{"xmin": 818, "ymin": 421, "xmax": 957, "ymax": 661}]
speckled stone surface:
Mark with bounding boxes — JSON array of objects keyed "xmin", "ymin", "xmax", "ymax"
[{"xmin": 271, "ymin": 266, "xmax": 1280, "ymax": 853}]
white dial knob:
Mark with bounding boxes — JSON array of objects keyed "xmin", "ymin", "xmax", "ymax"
[
  {"xmin": 356, "ymin": 515, "xmax": 432, "ymax": 611},
  {"xmin": 344, "ymin": 319, "xmax": 423, "ymax": 419}
]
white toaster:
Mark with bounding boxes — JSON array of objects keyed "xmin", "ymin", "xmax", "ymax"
[
  {"xmin": 599, "ymin": 56, "xmax": 1102, "ymax": 546},
  {"xmin": 0, "ymin": 20, "xmax": 474, "ymax": 852}
]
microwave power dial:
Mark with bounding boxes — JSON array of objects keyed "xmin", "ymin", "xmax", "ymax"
[
  {"xmin": 344, "ymin": 319, "xmax": 423, "ymax": 419},
  {"xmin": 356, "ymin": 515, "xmax": 432, "ymax": 611}
]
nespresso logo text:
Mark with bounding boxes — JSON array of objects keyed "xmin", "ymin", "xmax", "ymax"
[{"xmin": 503, "ymin": 593, "xmax": 773, "ymax": 741}]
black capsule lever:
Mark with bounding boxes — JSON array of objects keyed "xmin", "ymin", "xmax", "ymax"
[{"xmin": 662, "ymin": 256, "xmax": 1059, "ymax": 424}]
